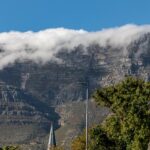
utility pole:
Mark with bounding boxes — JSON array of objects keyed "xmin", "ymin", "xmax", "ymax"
[{"xmin": 85, "ymin": 87, "xmax": 89, "ymax": 150}]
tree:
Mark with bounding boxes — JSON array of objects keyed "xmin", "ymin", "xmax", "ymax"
[{"xmin": 71, "ymin": 77, "xmax": 150, "ymax": 150}]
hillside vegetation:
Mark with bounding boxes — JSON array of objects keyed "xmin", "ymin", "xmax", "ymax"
[{"xmin": 0, "ymin": 146, "xmax": 20, "ymax": 150}]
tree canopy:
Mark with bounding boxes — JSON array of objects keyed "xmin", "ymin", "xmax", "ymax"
[{"xmin": 72, "ymin": 77, "xmax": 150, "ymax": 150}]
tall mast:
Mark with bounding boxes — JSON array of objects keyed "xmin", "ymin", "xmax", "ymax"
[
  {"xmin": 85, "ymin": 53, "xmax": 94, "ymax": 150},
  {"xmin": 85, "ymin": 87, "xmax": 89, "ymax": 150}
]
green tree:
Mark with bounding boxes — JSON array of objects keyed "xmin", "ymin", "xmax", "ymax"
[{"xmin": 72, "ymin": 77, "xmax": 150, "ymax": 150}]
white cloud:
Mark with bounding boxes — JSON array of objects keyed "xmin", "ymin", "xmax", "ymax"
[{"xmin": 0, "ymin": 24, "xmax": 150, "ymax": 69}]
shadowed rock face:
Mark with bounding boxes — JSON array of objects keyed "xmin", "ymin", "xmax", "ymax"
[
  {"xmin": 0, "ymin": 33, "xmax": 149, "ymax": 149},
  {"xmin": 0, "ymin": 44, "xmax": 108, "ymax": 106}
]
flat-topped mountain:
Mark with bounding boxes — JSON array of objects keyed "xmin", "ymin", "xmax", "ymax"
[{"xmin": 0, "ymin": 26, "xmax": 149, "ymax": 149}]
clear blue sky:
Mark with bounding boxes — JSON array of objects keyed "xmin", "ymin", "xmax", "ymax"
[{"xmin": 0, "ymin": 0, "xmax": 150, "ymax": 32}]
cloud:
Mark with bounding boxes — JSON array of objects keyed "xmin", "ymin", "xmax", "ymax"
[{"xmin": 0, "ymin": 24, "xmax": 150, "ymax": 69}]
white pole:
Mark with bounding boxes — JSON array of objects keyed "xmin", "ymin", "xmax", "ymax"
[
  {"xmin": 86, "ymin": 87, "xmax": 88, "ymax": 150},
  {"xmin": 47, "ymin": 123, "xmax": 52, "ymax": 150}
]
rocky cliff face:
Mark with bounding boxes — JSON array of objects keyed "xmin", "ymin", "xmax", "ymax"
[
  {"xmin": 0, "ymin": 32, "xmax": 149, "ymax": 149},
  {"xmin": 0, "ymin": 34, "xmax": 149, "ymax": 104}
]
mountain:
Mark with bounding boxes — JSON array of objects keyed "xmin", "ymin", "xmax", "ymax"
[{"xmin": 0, "ymin": 29, "xmax": 149, "ymax": 149}]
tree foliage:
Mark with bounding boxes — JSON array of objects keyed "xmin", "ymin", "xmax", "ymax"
[
  {"xmin": 0, "ymin": 146, "xmax": 20, "ymax": 150},
  {"xmin": 71, "ymin": 77, "xmax": 150, "ymax": 150}
]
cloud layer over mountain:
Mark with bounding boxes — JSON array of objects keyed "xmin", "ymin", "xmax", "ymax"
[{"xmin": 0, "ymin": 24, "xmax": 150, "ymax": 69}]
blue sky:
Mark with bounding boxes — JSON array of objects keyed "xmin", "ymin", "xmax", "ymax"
[{"xmin": 0, "ymin": 0, "xmax": 150, "ymax": 32}]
